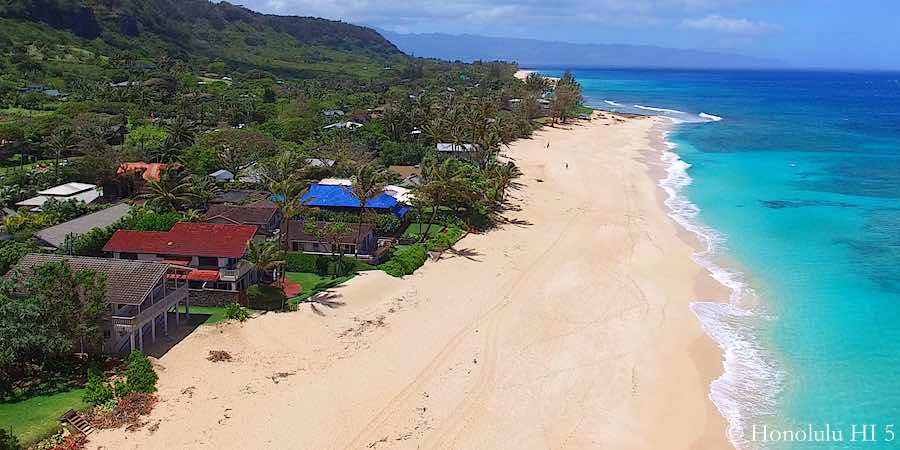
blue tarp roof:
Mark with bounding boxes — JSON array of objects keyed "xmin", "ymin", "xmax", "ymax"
[{"xmin": 300, "ymin": 184, "xmax": 399, "ymax": 209}]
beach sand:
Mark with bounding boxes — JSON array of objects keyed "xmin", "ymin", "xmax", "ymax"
[{"xmin": 88, "ymin": 114, "xmax": 731, "ymax": 450}]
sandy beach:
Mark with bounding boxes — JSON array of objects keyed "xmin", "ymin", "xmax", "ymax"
[{"xmin": 88, "ymin": 114, "xmax": 731, "ymax": 450}]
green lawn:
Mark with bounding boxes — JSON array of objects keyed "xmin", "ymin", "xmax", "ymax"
[
  {"xmin": 402, "ymin": 223, "xmax": 445, "ymax": 240},
  {"xmin": 175, "ymin": 305, "xmax": 228, "ymax": 325},
  {"xmin": 0, "ymin": 156, "xmax": 84, "ymax": 176},
  {"xmin": 286, "ymin": 272, "xmax": 355, "ymax": 304},
  {"xmin": 0, "ymin": 389, "xmax": 87, "ymax": 445}
]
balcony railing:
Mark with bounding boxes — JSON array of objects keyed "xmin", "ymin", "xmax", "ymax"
[
  {"xmin": 110, "ymin": 285, "xmax": 188, "ymax": 329},
  {"xmin": 220, "ymin": 261, "xmax": 253, "ymax": 282}
]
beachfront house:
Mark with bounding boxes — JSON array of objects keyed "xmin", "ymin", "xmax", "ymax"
[
  {"xmin": 205, "ymin": 203, "xmax": 282, "ymax": 239},
  {"xmin": 102, "ymin": 222, "xmax": 259, "ymax": 305},
  {"xmin": 8, "ymin": 254, "xmax": 191, "ymax": 354},
  {"xmin": 285, "ymin": 220, "xmax": 377, "ymax": 258},
  {"xmin": 299, "ymin": 181, "xmax": 410, "ymax": 219},
  {"xmin": 15, "ymin": 182, "xmax": 102, "ymax": 211},
  {"xmin": 35, "ymin": 203, "xmax": 131, "ymax": 250}
]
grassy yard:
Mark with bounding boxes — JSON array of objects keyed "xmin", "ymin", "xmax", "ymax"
[
  {"xmin": 401, "ymin": 223, "xmax": 445, "ymax": 240},
  {"xmin": 175, "ymin": 305, "xmax": 228, "ymax": 325},
  {"xmin": 286, "ymin": 272, "xmax": 355, "ymax": 304},
  {"xmin": 0, "ymin": 389, "xmax": 87, "ymax": 445}
]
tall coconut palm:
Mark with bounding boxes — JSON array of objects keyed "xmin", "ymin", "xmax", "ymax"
[
  {"xmin": 415, "ymin": 158, "xmax": 467, "ymax": 241},
  {"xmin": 269, "ymin": 179, "xmax": 312, "ymax": 251},
  {"xmin": 487, "ymin": 161, "xmax": 524, "ymax": 205},
  {"xmin": 349, "ymin": 164, "xmax": 388, "ymax": 256},
  {"xmin": 47, "ymin": 129, "xmax": 76, "ymax": 182},
  {"xmin": 143, "ymin": 169, "xmax": 198, "ymax": 212},
  {"xmin": 245, "ymin": 240, "xmax": 286, "ymax": 285}
]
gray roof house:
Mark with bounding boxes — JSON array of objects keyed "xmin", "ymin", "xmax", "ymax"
[
  {"xmin": 9, "ymin": 254, "xmax": 191, "ymax": 354},
  {"xmin": 34, "ymin": 204, "xmax": 131, "ymax": 249}
]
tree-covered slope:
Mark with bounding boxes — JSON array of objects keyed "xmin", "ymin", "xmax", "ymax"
[{"xmin": 0, "ymin": 0, "xmax": 405, "ymax": 80}]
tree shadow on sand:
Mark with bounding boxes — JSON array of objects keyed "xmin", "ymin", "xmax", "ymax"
[{"xmin": 305, "ymin": 291, "xmax": 346, "ymax": 317}]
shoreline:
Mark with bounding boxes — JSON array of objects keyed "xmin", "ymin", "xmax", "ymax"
[{"xmin": 88, "ymin": 113, "xmax": 732, "ymax": 450}]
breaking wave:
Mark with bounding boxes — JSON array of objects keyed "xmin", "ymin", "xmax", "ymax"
[{"xmin": 658, "ymin": 137, "xmax": 782, "ymax": 450}]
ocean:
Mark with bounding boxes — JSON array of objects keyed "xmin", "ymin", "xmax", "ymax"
[{"xmin": 538, "ymin": 68, "xmax": 900, "ymax": 450}]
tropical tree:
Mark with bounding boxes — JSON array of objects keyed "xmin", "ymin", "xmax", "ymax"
[
  {"xmin": 487, "ymin": 160, "xmax": 523, "ymax": 205},
  {"xmin": 143, "ymin": 169, "xmax": 198, "ymax": 212},
  {"xmin": 349, "ymin": 164, "xmax": 388, "ymax": 255},
  {"xmin": 303, "ymin": 221, "xmax": 351, "ymax": 276},
  {"xmin": 201, "ymin": 128, "xmax": 275, "ymax": 178},
  {"xmin": 269, "ymin": 179, "xmax": 311, "ymax": 250},
  {"xmin": 552, "ymin": 70, "xmax": 584, "ymax": 124},
  {"xmin": 245, "ymin": 240, "xmax": 285, "ymax": 284},
  {"xmin": 47, "ymin": 128, "xmax": 76, "ymax": 181},
  {"xmin": 415, "ymin": 158, "xmax": 468, "ymax": 240}
]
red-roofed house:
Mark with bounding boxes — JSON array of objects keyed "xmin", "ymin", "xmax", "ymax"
[
  {"xmin": 103, "ymin": 222, "xmax": 259, "ymax": 303},
  {"xmin": 107, "ymin": 162, "xmax": 183, "ymax": 200}
]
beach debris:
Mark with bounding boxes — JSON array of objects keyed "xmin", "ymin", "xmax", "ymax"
[
  {"xmin": 207, "ymin": 350, "xmax": 233, "ymax": 362},
  {"xmin": 92, "ymin": 393, "xmax": 158, "ymax": 431},
  {"xmin": 535, "ymin": 178, "xmax": 544, "ymax": 183},
  {"xmin": 181, "ymin": 386, "xmax": 195, "ymax": 398},
  {"xmin": 268, "ymin": 371, "xmax": 297, "ymax": 384}
]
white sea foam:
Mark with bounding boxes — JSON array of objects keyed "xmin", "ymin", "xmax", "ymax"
[
  {"xmin": 634, "ymin": 104, "xmax": 688, "ymax": 114},
  {"xmin": 658, "ymin": 137, "xmax": 782, "ymax": 450},
  {"xmin": 604, "ymin": 100, "xmax": 623, "ymax": 107},
  {"xmin": 699, "ymin": 112, "xmax": 724, "ymax": 122}
]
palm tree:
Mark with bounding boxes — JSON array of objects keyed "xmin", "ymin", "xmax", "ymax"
[
  {"xmin": 415, "ymin": 158, "xmax": 467, "ymax": 241},
  {"xmin": 269, "ymin": 180, "xmax": 312, "ymax": 251},
  {"xmin": 143, "ymin": 169, "xmax": 198, "ymax": 212},
  {"xmin": 47, "ymin": 129, "xmax": 76, "ymax": 182},
  {"xmin": 245, "ymin": 240, "xmax": 286, "ymax": 285},
  {"xmin": 349, "ymin": 164, "xmax": 388, "ymax": 256},
  {"xmin": 487, "ymin": 161, "xmax": 523, "ymax": 205},
  {"xmin": 163, "ymin": 115, "xmax": 196, "ymax": 148}
]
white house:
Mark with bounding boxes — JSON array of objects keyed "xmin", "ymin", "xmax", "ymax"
[
  {"xmin": 209, "ymin": 169, "xmax": 235, "ymax": 183},
  {"xmin": 15, "ymin": 182, "xmax": 101, "ymax": 211},
  {"xmin": 323, "ymin": 122, "xmax": 364, "ymax": 131}
]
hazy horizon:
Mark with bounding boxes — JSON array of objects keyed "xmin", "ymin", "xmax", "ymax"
[{"xmin": 226, "ymin": 0, "xmax": 900, "ymax": 71}]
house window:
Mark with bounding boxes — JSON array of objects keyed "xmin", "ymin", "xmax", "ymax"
[
  {"xmin": 120, "ymin": 253, "xmax": 137, "ymax": 260},
  {"xmin": 341, "ymin": 244, "xmax": 356, "ymax": 254},
  {"xmin": 198, "ymin": 256, "xmax": 218, "ymax": 268},
  {"xmin": 291, "ymin": 241, "xmax": 302, "ymax": 252}
]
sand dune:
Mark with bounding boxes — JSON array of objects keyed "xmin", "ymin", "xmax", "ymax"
[{"xmin": 88, "ymin": 114, "xmax": 730, "ymax": 450}]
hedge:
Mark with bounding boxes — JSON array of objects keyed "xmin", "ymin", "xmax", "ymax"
[
  {"xmin": 247, "ymin": 285, "xmax": 287, "ymax": 311},
  {"xmin": 286, "ymin": 252, "xmax": 376, "ymax": 276},
  {"xmin": 379, "ymin": 244, "xmax": 427, "ymax": 278}
]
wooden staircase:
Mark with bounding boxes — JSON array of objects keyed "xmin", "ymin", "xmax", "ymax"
[{"xmin": 59, "ymin": 409, "xmax": 95, "ymax": 435}]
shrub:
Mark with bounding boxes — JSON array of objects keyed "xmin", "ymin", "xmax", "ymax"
[
  {"xmin": 426, "ymin": 226, "xmax": 465, "ymax": 252},
  {"xmin": 83, "ymin": 368, "xmax": 114, "ymax": 406},
  {"xmin": 0, "ymin": 429, "xmax": 19, "ymax": 450},
  {"xmin": 379, "ymin": 245, "xmax": 427, "ymax": 277},
  {"xmin": 121, "ymin": 351, "xmax": 157, "ymax": 395},
  {"xmin": 379, "ymin": 260, "xmax": 405, "ymax": 278},
  {"xmin": 223, "ymin": 303, "xmax": 250, "ymax": 322},
  {"xmin": 285, "ymin": 252, "xmax": 317, "ymax": 272},
  {"xmin": 246, "ymin": 285, "xmax": 286, "ymax": 311}
]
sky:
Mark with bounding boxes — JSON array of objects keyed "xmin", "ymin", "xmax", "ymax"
[{"xmin": 227, "ymin": 0, "xmax": 900, "ymax": 70}]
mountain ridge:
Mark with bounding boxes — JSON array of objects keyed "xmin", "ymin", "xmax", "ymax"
[
  {"xmin": 381, "ymin": 30, "xmax": 783, "ymax": 69},
  {"xmin": 0, "ymin": 0, "xmax": 405, "ymax": 79}
]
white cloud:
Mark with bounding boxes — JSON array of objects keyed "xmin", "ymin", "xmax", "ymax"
[{"xmin": 681, "ymin": 15, "xmax": 780, "ymax": 34}]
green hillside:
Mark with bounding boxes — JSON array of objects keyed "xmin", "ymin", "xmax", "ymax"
[{"xmin": 0, "ymin": 0, "xmax": 405, "ymax": 82}]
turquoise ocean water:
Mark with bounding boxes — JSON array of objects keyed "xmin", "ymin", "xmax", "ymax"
[{"xmin": 539, "ymin": 68, "xmax": 900, "ymax": 450}]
